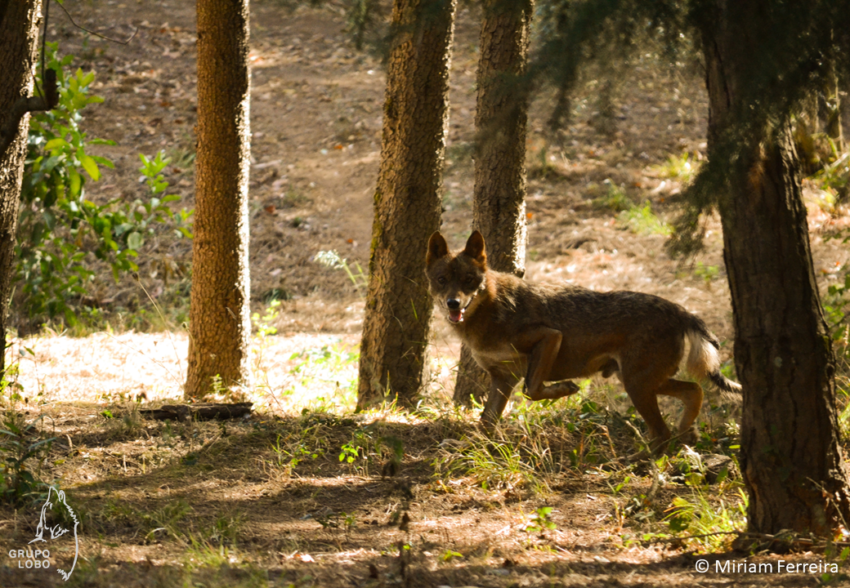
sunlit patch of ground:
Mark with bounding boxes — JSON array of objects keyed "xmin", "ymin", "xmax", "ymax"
[{"xmin": 6, "ymin": 331, "xmax": 359, "ymax": 406}]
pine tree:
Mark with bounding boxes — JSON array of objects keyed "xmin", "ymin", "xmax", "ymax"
[
  {"xmin": 185, "ymin": 0, "xmax": 253, "ymax": 399},
  {"xmin": 357, "ymin": 0, "xmax": 457, "ymax": 408}
]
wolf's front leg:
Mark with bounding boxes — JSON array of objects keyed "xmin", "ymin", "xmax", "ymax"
[{"xmin": 480, "ymin": 370, "xmax": 520, "ymax": 434}]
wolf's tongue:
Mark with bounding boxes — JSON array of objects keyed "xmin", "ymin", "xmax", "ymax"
[{"xmin": 449, "ymin": 309, "xmax": 462, "ymax": 323}]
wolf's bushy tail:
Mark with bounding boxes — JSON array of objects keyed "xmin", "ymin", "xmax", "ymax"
[{"xmin": 685, "ymin": 319, "xmax": 742, "ymax": 395}]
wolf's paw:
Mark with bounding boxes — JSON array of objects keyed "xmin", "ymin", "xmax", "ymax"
[
  {"xmin": 675, "ymin": 427, "xmax": 698, "ymax": 447},
  {"xmin": 541, "ymin": 380, "xmax": 581, "ymax": 399},
  {"xmin": 524, "ymin": 380, "xmax": 581, "ymax": 401}
]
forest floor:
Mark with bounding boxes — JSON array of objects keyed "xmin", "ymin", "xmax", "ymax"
[{"xmin": 2, "ymin": 0, "xmax": 850, "ymax": 586}]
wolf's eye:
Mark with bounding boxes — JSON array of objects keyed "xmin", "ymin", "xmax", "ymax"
[
  {"xmin": 465, "ymin": 275, "xmax": 476, "ymax": 286},
  {"xmin": 437, "ymin": 277, "xmax": 447, "ymax": 286}
]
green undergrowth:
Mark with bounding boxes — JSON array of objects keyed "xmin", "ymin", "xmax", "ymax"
[
  {"xmin": 592, "ymin": 181, "xmax": 672, "ymax": 236},
  {"xmin": 16, "ymin": 41, "xmax": 193, "ymax": 336}
]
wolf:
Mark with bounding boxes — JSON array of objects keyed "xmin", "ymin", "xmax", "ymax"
[{"xmin": 425, "ymin": 230, "xmax": 741, "ymax": 450}]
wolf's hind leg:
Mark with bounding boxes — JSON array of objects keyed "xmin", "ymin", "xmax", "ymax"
[
  {"xmin": 622, "ymin": 380, "xmax": 671, "ymax": 451},
  {"xmin": 480, "ymin": 371, "xmax": 521, "ymax": 434},
  {"xmin": 657, "ymin": 378, "xmax": 703, "ymax": 444}
]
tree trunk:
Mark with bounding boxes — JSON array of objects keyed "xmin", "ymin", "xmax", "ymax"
[
  {"xmin": 357, "ymin": 0, "xmax": 457, "ymax": 409},
  {"xmin": 704, "ymin": 1, "xmax": 850, "ymax": 535},
  {"xmin": 823, "ymin": 71, "xmax": 842, "ymax": 149},
  {"xmin": 454, "ymin": 0, "xmax": 532, "ymax": 407},
  {"xmin": 0, "ymin": 0, "xmax": 42, "ymax": 377},
  {"xmin": 185, "ymin": 0, "xmax": 252, "ymax": 399}
]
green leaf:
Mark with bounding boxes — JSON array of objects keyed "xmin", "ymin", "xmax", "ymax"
[
  {"xmin": 30, "ymin": 222, "xmax": 45, "ymax": 246},
  {"xmin": 667, "ymin": 515, "xmax": 689, "ymax": 532},
  {"xmin": 68, "ymin": 168, "xmax": 81, "ymax": 197},
  {"xmin": 80, "ymin": 155, "xmax": 100, "ymax": 181},
  {"xmin": 63, "ymin": 307, "xmax": 78, "ymax": 326},
  {"xmin": 41, "ymin": 155, "xmax": 61, "ymax": 173},
  {"xmin": 127, "ymin": 232, "xmax": 143, "ymax": 250},
  {"xmin": 43, "ymin": 186, "xmax": 58, "ymax": 208},
  {"xmin": 44, "ymin": 138, "xmax": 68, "ymax": 151},
  {"xmin": 91, "ymin": 155, "xmax": 115, "ymax": 168}
]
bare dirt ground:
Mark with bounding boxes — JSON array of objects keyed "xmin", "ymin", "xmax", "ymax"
[{"xmin": 2, "ymin": 1, "xmax": 850, "ymax": 587}]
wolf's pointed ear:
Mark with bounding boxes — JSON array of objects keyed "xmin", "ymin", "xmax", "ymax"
[
  {"xmin": 426, "ymin": 232, "xmax": 449, "ymax": 266},
  {"xmin": 463, "ymin": 230, "xmax": 486, "ymax": 264}
]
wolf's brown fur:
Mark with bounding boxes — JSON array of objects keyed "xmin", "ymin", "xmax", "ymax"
[{"xmin": 425, "ymin": 230, "xmax": 741, "ymax": 449}]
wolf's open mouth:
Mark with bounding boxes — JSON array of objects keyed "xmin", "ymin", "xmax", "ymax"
[{"xmin": 448, "ymin": 309, "xmax": 463, "ymax": 323}]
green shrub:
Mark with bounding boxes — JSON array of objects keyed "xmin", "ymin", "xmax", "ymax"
[
  {"xmin": 0, "ymin": 413, "xmax": 55, "ymax": 505},
  {"xmin": 17, "ymin": 42, "xmax": 192, "ymax": 328},
  {"xmin": 594, "ymin": 182, "xmax": 634, "ymax": 212},
  {"xmin": 620, "ymin": 202, "xmax": 672, "ymax": 236}
]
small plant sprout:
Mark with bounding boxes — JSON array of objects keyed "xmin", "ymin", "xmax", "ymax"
[
  {"xmin": 252, "ymin": 299, "xmax": 281, "ymax": 338},
  {"xmin": 314, "ymin": 250, "xmax": 368, "ymax": 293},
  {"xmin": 663, "ymin": 482, "xmax": 747, "ymax": 551},
  {"xmin": 440, "ymin": 550, "xmax": 463, "ymax": 562},
  {"xmin": 251, "ymin": 299, "xmax": 282, "ymax": 396},
  {"xmin": 694, "ymin": 262, "xmax": 719, "ymax": 286},
  {"xmin": 620, "ymin": 202, "xmax": 672, "ymax": 236},
  {"xmin": 339, "ymin": 442, "xmax": 359, "ymax": 464},
  {"xmin": 652, "ymin": 151, "xmax": 698, "ymax": 183},
  {"xmin": 607, "ymin": 475, "xmax": 632, "ymax": 496},
  {"xmin": 594, "ymin": 180, "xmax": 633, "ymax": 212},
  {"xmin": 524, "ymin": 507, "xmax": 557, "ymax": 534}
]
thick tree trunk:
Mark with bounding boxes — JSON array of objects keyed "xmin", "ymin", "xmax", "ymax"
[
  {"xmin": 0, "ymin": 0, "xmax": 42, "ymax": 377},
  {"xmin": 185, "ymin": 0, "xmax": 252, "ymax": 399},
  {"xmin": 454, "ymin": 0, "xmax": 532, "ymax": 406},
  {"xmin": 357, "ymin": 0, "xmax": 457, "ymax": 409},
  {"xmin": 704, "ymin": 1, "xmax": 850, "ymax": 535}
]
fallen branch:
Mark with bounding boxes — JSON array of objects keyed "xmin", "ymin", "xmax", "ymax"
[
  {"xmin": 141, "ymin": 402, "xmax": 253, "ymax": 422},
  {"xmin": 638, "ymin": 529, "xmax": 850, "ymax": 552}
]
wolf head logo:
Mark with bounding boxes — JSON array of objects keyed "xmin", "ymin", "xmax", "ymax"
[{"xmin": 29, "ymin": 486, "xmax": 79, "ymax": 581}]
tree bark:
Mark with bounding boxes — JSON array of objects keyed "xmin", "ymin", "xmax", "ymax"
[
  {"xmin": 185, "ymin": 0, "xmax": 252, "ymax": 399},
  {"xmin": 454, "ymin": 0, "xmax": 532, "ymax": 406},
  {"xmin": 357, "ymin": 0, "xmax": 457, "ymax": 409},
  {"xmin": 704, "ymin": 0, "xmax": 850, "ymax": 535},
  {"xmin": 0, "ymin": 0, "xmax": 42, "ymax": 377}
]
